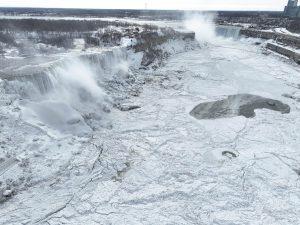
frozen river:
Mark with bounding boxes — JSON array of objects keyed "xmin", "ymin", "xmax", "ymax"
[{"xmin": 0, "ymin": 19, "xmax": 300, "ymax": 224}]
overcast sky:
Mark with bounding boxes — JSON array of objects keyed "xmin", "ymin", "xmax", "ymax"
[{"xmin": 0, "ymin": 0, "xmax": 289, "ymax": 11}]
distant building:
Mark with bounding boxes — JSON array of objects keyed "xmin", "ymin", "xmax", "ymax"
[{"xmin": 284, "ymin": 0, "xmax": 300, "ymax": 17}]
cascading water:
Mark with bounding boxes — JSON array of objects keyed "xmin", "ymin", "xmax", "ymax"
[
  {"xmin": 215, "ymin": 25, "xmax": 241, "ymax": 40},
  {"xmin": 184, "ymin": 13, "xmax": 241, "ymax": 43},
  {"xmin": 184, "ymin": 13, "xmax": 217, "ymax": 44},
  {"xmin": 2, "ymin": 47, "xmax": 133, "ymax": 137}
]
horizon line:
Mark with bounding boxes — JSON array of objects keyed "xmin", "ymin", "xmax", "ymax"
[{"xmin": 0, "ymin": 6, "xmax": 284, "ymax": 13}]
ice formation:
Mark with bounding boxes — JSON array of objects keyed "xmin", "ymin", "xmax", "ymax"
[{"xmin": 0, "ymin": 14, "xmax": 300, "ymax": 225}]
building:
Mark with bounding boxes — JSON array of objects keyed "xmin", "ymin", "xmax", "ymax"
[{"xmin": 284, "ymin": 0, "xmax": 300, "ymax": 17}]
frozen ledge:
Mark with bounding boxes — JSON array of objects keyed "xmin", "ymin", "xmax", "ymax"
[{"xmin": 266, "ymin": 42, "xmax": 300, "ymax": 64}]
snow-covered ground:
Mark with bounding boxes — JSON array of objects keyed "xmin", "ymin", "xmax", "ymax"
[
  {"xmin": 272, "ymin": 27, "xmax": 300, "ymax": 38},
  {"xmin": 0, "ymin": 19, "xmax": 300, "ymax": 225}
]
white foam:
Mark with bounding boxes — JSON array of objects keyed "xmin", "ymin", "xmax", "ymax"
[{"xmin": 21, "ymin": 100, "xmax": 91, "ymax": 137}]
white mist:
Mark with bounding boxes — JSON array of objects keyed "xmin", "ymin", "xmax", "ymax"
[
  {"xmin": 48, "ymin": 58, "xmax": 107, "ymax": 107},
  {"xmin": 184, "ymin": 12, "xmax": 217, "ymax": 44}
]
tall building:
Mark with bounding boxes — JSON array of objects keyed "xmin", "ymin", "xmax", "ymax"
[{"xmin": 284, "ymin": 0, "xmax": 300, "ymax": 17}]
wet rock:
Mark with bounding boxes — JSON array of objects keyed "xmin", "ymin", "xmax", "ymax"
[
  {"xmin": 222, "ymin": 151, "xmax": 237, "ymax": 159},
  {"xmin": 112, "ymin": 161, "xmax": 131, "ymax": 182},
  {"xmin": 0, "ymin": 46, "xmax": 4, "ymax": 55},
  {"xmin": 0, "ymin": 189, "xmax": 13, "ymax": 203},
  {"xmin": 282, "ymin": 92, "xmax": 300, "ymax": 102},
  {"xmin": 117, "ymin": 104, "xmax": 141, "ymax": 111},
  {"xmin": 240, "ymin": 29, "xmax": 300, "ymax": 49},
  {"xmin": 67, "ymin": 118, "xmax": 81, "ymax": 125},
  {"xmin": 134, "ymin": 28, "xmax": 195, "ymax": 67},
  {"xmin": 190, "ymin": 94, "xmax": 290, "ymax": 120},
  {"xmin": 293, "ymin": 169, "xmax": 300, "ymax": 176},
  {"xmin": 266, "ymin": 43, "xmax": 300, "ymax": 64},
  {"xmin": 141, "ymin": 49, "xmax": 164, "ymax": 67},
  {"xmin": 282, "ymin": 93, "xmax": 295, "ymax": 100},
  {"xmin": 3, "ymin": 189, "xmax": 12, "ymax": 197}
]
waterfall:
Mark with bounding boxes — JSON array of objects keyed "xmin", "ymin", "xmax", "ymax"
[
  {"xmin": 215, "ymin": 25, "xmax": 241, "ymax": 40},
  {"xmin": 183, "ymin": 13, "xmax": 241, "ymax": 44},
  {"xmin": 3, "ymin": 48, "xmax": 129, "ymax": 97},
  {"xmin": 2, "ymin": 47, "xmax": 131, "ymax": 136}
]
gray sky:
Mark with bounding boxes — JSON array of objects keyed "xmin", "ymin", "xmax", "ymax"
[{"xmin": 0, "ymin": 0, "xmax": 289, "ymax": 11}]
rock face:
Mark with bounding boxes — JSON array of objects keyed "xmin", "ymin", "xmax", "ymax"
[
  {"xmin": 133, "ymin": 29, "xmax": 195, "ymax": 67},
  {"xmin": 190, "ymin": 94, "xmax": 290, "ymax": 120},
  {"xmin": 266, "ymin": 43, "xmax": 300, "ymax": 64},
  {"xmin": 240, "ymin": 29, "xmax": 300, "ymax": 48}
]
